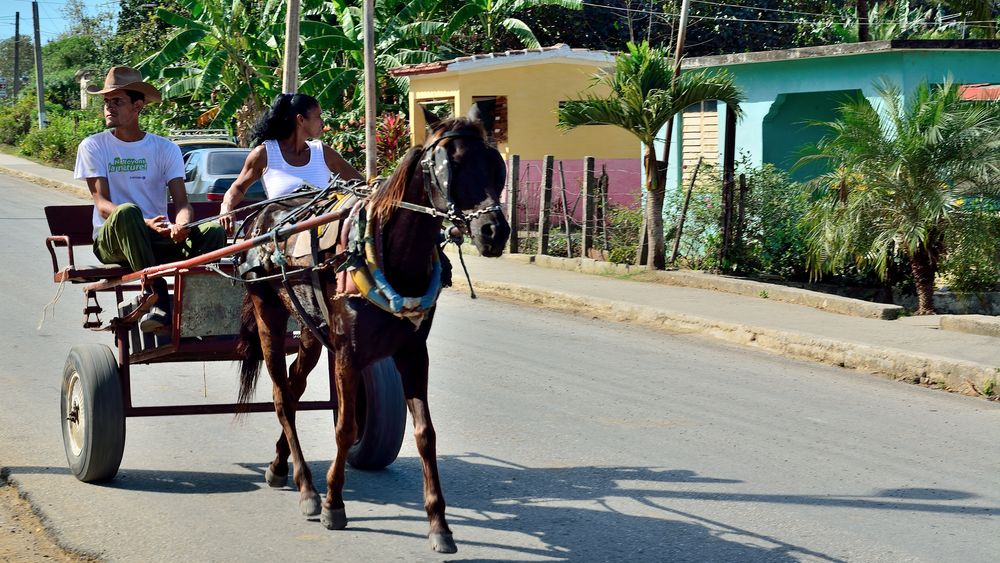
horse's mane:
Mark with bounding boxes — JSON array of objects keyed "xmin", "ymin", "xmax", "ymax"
[{"xmin": 368, "ymin": 116, "xmax": 486, "ymax": 225}]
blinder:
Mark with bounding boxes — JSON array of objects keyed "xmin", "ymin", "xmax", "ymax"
[{"xmin": 419, "ymin": 130, "xmax": 503, "ymax": 230}]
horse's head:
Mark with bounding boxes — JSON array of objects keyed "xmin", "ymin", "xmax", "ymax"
[{"xmin": 420, "ymin": 105, "xmax": 511, "ymax": 257}]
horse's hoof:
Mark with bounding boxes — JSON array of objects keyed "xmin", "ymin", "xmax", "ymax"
[
  {"xmin": 320, "ymin": 507, "xmax": 348, "ymax": 530},
  {"xmin": 429, "ymin": 532, "xmax": 457, "ymax": 554},
  {"xmin": 300, "ymin": 495, "xmax": 321, "ymax": 517},
  {"xmin": 264, "ymin": 466, "xmax": 288, "ymax": 488}
]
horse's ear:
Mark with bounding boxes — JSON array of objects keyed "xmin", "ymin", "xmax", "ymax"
[
  {"xmin": 468, "ymin": 100, "xmax": 496, "ymax": 143},
  {"xmin": 467, "ymin": 100, "xmax": 495, "ymax": 129},
  {"xmin": 422, "ymin": 104, "xmax": 441, "ymax": 131}
]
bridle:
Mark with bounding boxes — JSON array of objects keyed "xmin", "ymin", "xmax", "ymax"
[{"xmin": 412, "ymin": 129, "xmax": 504, "ymax": 232}]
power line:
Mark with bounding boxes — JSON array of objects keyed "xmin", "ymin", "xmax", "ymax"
[
  {"xmin": 579, "ymin": 1, "xmax": 999, "ymax": 27},
  {"xmin": 691, "ymin": 0, "xmax": 834, "ymax": 18}
]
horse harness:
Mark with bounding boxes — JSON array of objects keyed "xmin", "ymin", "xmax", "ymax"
[{"xmin": 231, "ymin": 129, "xmax": 500, "ymax": 352}]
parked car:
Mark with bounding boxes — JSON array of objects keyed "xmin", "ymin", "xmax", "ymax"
[
  {"xmin": 182, "ymin": 148, "xmax": 265, "ymax": 203},
  {"xmin": 170, "ymin": 129, "xmax": 237, "ymax": 157}
]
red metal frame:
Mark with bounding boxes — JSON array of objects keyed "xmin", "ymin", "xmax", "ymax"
[{"xmin": 51, "ymin": 205, "xmax": 353, "ymax": 419}]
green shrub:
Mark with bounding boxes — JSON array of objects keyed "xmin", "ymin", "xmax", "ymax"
[
  {"xmin": 939, "ymin": 212, "xmax": 1000, "ymax": 293},
  {"xmin": 19, "ymin": 110, "xmax": 104, "ymax": 166},
  {"xmin": 663, "ymin": 164, "xmax": 723, "ymax": 270},
  {"xmin": 605, "ymin": 203, "xmax": 642, "ymax": 264},
  {"xmin": 0, "ymin": 95, "xmax": 38, "ymax": 145},
  {"xmin": 730, "ymin": 162, "xmax": 811, "ymax": 279}
]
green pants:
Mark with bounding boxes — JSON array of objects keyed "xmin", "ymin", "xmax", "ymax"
[{"xmin": 94, "ymin": 203, "xmax": 227, "ymax": 271}]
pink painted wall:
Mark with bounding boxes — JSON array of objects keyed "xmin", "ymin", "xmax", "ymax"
[{"xmin": 505, "ymin": 158, "xmax": 642, "ymax": 227}]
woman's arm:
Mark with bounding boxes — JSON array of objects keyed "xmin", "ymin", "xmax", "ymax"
[
  {"xmin": 322, "ymin": 144, "xmax": 363, "ymax": 181},
  {"xmin": 220, "ymin": 145, "xmax": 267, "ymax": 235}
]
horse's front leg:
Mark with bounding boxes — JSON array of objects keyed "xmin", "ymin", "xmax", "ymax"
[
  {"xmin": 394, "ymin": 340, "xmax": 456, "ymax": 554},
  {"xmin": 266, "ymin": 328, "xmax": 322, "ymax": 489},
  {"xmin": 250, "ymin": 292, "xmax": 321, "ymax": 517},
  {"xmin": 321, "ymin": 342, "xmax": 359, "ymax": 530}
]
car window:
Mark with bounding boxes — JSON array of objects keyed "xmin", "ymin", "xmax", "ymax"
[
  {"xmin": 207, "ymin": 151, "xmax": 250, "ymax": 175},
  {"xmin": 184, "ymin": 152, "xmax": 202, "ymax": 180}
]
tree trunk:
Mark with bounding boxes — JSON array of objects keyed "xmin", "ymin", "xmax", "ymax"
[
  {"xmin": 643, "ymin": 147, "xmax": 666, "ymax": 269},
  {"xmin": 857, "ymin": 0, "xmax": 870, "ymax": 42},
  {"xmin": 908, "ymin": 248, "xmax": 936, "ymax": 315}
]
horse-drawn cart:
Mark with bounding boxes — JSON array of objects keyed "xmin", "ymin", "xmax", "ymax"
[{"xmin": 45, "ymin": 201, "xmax": 407, "ymax": 483}]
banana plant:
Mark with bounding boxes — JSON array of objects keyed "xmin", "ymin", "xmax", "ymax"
[
  {"xmin": 138, "ymin": 0, "xmax": 358, "ymax": 141},
  {"xmin": 437, "ymin": 0, "xmax": 583, "ymax": 52}
]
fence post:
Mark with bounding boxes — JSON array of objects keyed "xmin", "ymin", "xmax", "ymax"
[
  {"xmin": 598, "ymin": 165, "xmax": 610, "ymax": 254},
  {"xmin": 670, "ymin": 156, "xmax": 702, "ymax": 264},
  {"xmin": 537, "ymin": 155, "xmax": 554, "ymax": 255},
  {"xmin": 581, "ymin": 156, "xmax": 595, "ymax": 260},
  {"xmin": 736, "ymin": 173, "xmax": 747, "ymax": 249},
  {"xmin": 558, "ymin": 161, "xmax": 572, "ymax": 258},
  {"xmin": 506, "ymin": 154, "xmax": 519, "ymax": 254}
]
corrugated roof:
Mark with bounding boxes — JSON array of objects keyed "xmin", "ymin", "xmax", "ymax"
[
  {"xmin": 959, "ymin": 83, "xmax": 1000, "ymax": 101},
  {"xmin": 389, "ymin": 44, "xmax": 615, "ymax": 77}
]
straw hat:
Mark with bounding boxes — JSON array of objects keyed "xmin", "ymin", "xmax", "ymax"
[{"xmin": 87, "ymin": 66, "xmax": 162, "ymax": 103}]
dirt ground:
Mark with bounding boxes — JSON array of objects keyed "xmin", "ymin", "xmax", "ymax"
[{"xmin": 0, "ymin": 481, "xmax": 100, "ymax": 562}]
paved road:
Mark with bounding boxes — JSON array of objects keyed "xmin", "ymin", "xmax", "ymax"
[{"xmin": 1, "ymin": 176, "xmax": 998, "ymax": 562}]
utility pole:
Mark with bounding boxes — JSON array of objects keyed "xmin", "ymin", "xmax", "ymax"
[
  {"xmin": 657, "ymin": 0, "xmax": 690, "ymax": 264},
  {"xmin": 32, "ymin": 1, "xmax": 45, "ymax": 129},
  {"xmin": 660, "ymin": 0, "xmax": 690, "ymax": 167},
  {"xmin": 13, "ymin": 12, "xmax": 20, "ymax": 99},
  {"xmin": 362, "ymin": 0, "xmax": 377, "ymax": 179},
  {"xmin": 281, "ymin": 0, "xmax": 300, "ymax": 93}
]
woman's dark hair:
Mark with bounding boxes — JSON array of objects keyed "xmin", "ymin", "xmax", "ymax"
[{"xmin": 250, "ymin": 93, "xmax": 320, "ymax": 146}]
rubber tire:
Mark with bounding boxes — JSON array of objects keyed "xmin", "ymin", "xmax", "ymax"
[
  {"xmin": 61, "ymin": 344, "xmax": 126, "ymax": 483},
  {"xmin": 337, "ymin": 358, "xmax": 406, "ymax": 470}
]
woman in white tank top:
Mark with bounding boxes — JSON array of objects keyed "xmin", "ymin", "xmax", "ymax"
[{"xmin": 220, "ymin": 93, "xmax": 362, "ymax": 235}]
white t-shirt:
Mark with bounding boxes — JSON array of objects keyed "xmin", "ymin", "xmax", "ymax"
[{"xmin": 74, "ymin": 130, "xmax": 185, "ymax": 237}]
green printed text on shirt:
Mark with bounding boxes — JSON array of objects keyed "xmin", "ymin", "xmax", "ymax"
[{"xmin": 108, "ymin": 157, "xmax": 148, "ymax": 173}]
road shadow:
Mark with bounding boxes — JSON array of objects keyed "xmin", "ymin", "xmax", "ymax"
[
  {"xmin": 2, "ymin": 465, "xmax": 260, "ymax": 494},
  {"xmin": 290, "ymin": 455, "xmax": 834, "ymax": 561},
  {"xmin": 8, "ymin": 456, "xmax": 992, "ymax": 561}
]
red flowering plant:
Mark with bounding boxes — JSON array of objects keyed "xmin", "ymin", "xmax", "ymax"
[
  {"xmin": 322, "ymin": 111, "xmax": 411, "ymax": 177},
  {"xmin": 375, "ymin": 112, "xmax": 411, "ymax": 175}
]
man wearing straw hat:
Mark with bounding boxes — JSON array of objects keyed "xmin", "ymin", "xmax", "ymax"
[{"xmin": 74, "ymin": 66, "xmax": 226, "ymax": 333}]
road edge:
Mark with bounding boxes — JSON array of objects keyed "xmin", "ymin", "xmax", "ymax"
[{"xmin": 452, "ymin": 280, "xmax": 999, "ymax": 399}]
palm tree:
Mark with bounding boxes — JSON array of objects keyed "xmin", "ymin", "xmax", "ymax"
[
  {"xmin": 798, "ymin": 79, "xmax": 1000, "ymax": 314},
  {"xmin": 557, "ymin": 41, "xmax": 744, "ymax": 269}
]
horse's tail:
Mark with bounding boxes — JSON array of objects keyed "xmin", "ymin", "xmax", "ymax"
[{"xmin": 235, "ymin": 291, "xmax": 262, "ymax": 413}]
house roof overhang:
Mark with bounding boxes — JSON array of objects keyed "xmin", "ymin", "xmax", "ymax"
[
  {"xmin": 681, "ymin": 39, "xmax": 1000, "ymax": 70},
  {"xmin": 389, "ymin": 44, "xmax": 615, "ymax": 78}
]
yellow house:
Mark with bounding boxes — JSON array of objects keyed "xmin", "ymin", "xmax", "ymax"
[{"xmin": 390, "ymin": 44, "xmax": 643, "ymax": 211}]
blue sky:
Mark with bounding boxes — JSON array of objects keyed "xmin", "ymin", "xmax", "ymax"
[{"xmin": 2, "ymin": 0, "xmax": 120, "ymax": 44}]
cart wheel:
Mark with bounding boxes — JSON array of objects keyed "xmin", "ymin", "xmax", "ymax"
[
  {"xmin": 339, "ymin": 358, "xmax": 406, "ymax": 470},
  {"xmin": 61, "ymin": 344, "xmax": 126, "ymax": 483}
]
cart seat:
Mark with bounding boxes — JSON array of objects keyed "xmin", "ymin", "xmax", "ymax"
[
  {"xmin": 54, "ymin": 264, "xmax": 134, "ymax": 283},
  {"xmin": 44, "ymin": 203, "xmax": 226, "ymax": 284}
]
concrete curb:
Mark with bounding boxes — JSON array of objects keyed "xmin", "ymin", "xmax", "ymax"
[
  {"xmin": 0, "ymin": 165, "xmax": 88, "ymax": 198},
  {"xmin": 521, "ymin": 253, "xmax": 903, "ymax": 320},
  {"xmin": 453, "ymin": 279, "xmax": 998, "ymax": 398},
  {"xmin": 940, "ymin": 315, "xmax": 1000, "ymax": 339}
]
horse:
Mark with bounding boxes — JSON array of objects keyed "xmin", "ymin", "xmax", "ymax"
[{"xmin": 234, "ymin": 107, "xmax": 511, "ymax": 554}]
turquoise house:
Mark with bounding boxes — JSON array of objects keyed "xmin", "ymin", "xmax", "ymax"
[{"xmin": 659, "ymin": 40, "xmax": 1000, "ymax": 187}]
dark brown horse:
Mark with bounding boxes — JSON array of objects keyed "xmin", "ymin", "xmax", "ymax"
[{"xmin": 235, "ymin": 108, "xmax": 510, "ymax": 553}]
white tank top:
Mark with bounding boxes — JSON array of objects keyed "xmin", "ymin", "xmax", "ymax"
[{"xmin": 261, "ymin": 139, "xmax": 333, "ymax": 198}]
